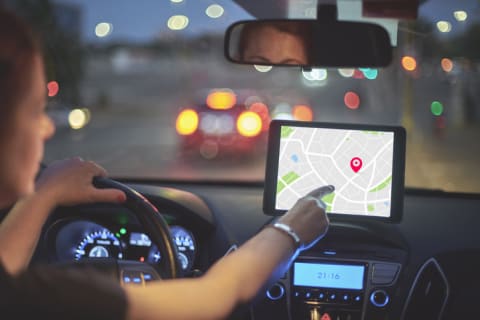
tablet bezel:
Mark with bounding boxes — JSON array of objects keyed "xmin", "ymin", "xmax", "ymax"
[{"xmin": 263, "ymin": 120, "xmax": 406, "ymax": 223}]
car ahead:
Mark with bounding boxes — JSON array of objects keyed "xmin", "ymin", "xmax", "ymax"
[
  {"xmin": 3, "ymin": 0, "xmax": 480, "ymax": 319},
  {"xmin": 175, "ymin": 88, "xmax": 315, "ymax": 160},
  {"xmin": 175, "ymin": 88, "xmax": 269, "ymax": 160}
]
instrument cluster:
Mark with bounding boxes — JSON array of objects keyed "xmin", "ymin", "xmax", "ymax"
[{"xmin": 53, "ymin": 220, "xmax": 197, "ymax": 272}]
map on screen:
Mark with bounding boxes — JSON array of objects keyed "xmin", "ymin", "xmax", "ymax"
[{"xmin": 275, "ymin": 125, "xmax": 394, "ymax": 217}]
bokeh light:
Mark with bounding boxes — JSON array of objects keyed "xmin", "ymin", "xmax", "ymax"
[
  {"xmin": 441, "ymin": 58, "xmax": 453, "ymax": 73},
  {"xmin": 47, "ymin": 81, "xmax": 59, "ymax": 97},
  {"xmin": 302, "ymin": 68, "xmax": 327, "ymax": 81},
  {"xmin": 360, "ymin": 68, "xmax": 378, "ymax": 80},
  {"xmin": 206, "ymin": 90, "xmax": 236, "ymax": 110},
  {"xmin": 206, "ymin": 4, "xmax": 224, "ymax": 18},
  {"xmin": 167, "ymin": 15, "xmax": 189, "ymax": 31},
  {"xmin": 95, "ymin": 22, "xmax": 113, "ymax": 38},
  {"xmin": 453, "ymin": 11, "xmax": 467, "ymax": 22},
  {"xmin": 254, "ymin": 65, "xmax": 272, "ymax": 72},
  {"xmin": 68, "ymin": 108, "xmax": 90, "ymax": 130},
  {"xmin": 436, "ymin": 21, "xmax": 452, "ymax": 33},
  {"xmin": 431, "ymin": 101, "xmax": 444, "ymax": 116},
  {"xmin": 293, "ymin": 105, "xmax": 313, "ymax": 121},
  {"xmin": 344, "ymin": 91, "xmax": 360, "ymax": 110},
  {"xmin": 401, "ymin": 56, "xmax": 417, "ymax": 71},
  {"xmin": 272, "ymin": 102, "xmax": 293, "ymax": 120},
  {"xmin": 338, "ymin": 68, "xmax": 355, "ymax": 78},
  {"xmin": 176, "ymin": 109, "xmax": 199, "ymax": 135},
  {"xmin": 249, "ymin": 102, "xmax": 270, "ymax": 130},
  {"xmin": 353, "ymin": 69, "xmax": 365, "ymax": 79},
  {"xmin": 236, "ymin": 111, "xmax": 262, "ymax": 137}
]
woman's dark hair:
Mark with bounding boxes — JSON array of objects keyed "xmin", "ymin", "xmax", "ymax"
[{"xmin": 0, "ymin": 7, "xmax": 40, "ymax": 139}]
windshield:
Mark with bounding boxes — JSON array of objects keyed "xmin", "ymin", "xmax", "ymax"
[{"xmin": 7, "ymin": 0, "xmax": 480, "ymax": 193}]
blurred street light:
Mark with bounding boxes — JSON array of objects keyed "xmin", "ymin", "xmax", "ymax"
[
  {"xmin": 436, "ymin": 21, "xmax": 452, "ymax": 33},
  {"xmin": 401, "ymin": 56, "xmax": 417, "ymax": 71},
  {"xmin": 95, "ymin": 22, "xmax": 113, "ymax": 38},
  {"xmin": 206, "ymin": 4, "xmax": 224, "ymax": 18},
  {"xmin": 167, "ymin": 15, "xmax": 189, "ymax": 30},
  {"xmin": 453, "ymin": 11, "xmax": 468, "ymax": 21}
]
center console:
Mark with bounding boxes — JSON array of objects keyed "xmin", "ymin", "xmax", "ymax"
[
  {"xmin": 289, "ymin": 257, "xmax": 401, "ymax": 320},
  {"xmin": 254, "ymin": 247, "xmax": 405, "ymax": 320}
]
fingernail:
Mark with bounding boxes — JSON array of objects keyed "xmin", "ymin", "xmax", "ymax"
[{"xmin": 118, "ymin": 194, "xmax": 126, "ymax": 203}]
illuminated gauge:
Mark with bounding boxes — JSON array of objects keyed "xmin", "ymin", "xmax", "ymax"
[
  {"xmin": 171, "ymin": 225, "xmax": 196, "ymax": 271},
  {"xmin": 178, "ymin": 252, "xmax": 189, "ymax": 270},
  {"xmin": 147, "ymin": 226, "xmax": 196, "ymax": 272},
  {"xmin": 75, "ymin": 229, "xmax": 122, "ymax": 260}
]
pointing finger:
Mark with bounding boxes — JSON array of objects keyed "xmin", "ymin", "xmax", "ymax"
[{"xmin": 305, "ymin": 185, "xmax": 335, "ymax": 200}]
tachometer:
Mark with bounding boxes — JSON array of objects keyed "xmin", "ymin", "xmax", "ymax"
[
  {"xmin": 147, "ymin": 225, "xmax": 196, "ymax": 272},
  {"xmin": 75, "ymin": 229, "xmax": 123, "ymax": 260},
  {"xmin": 171, "ymin": 225, "xmax": 196, "ymax": 271}
]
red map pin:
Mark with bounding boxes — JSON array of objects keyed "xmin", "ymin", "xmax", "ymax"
[{"xmin": 350, "ymin": 157, "xmax": 363, "ymax": 173}]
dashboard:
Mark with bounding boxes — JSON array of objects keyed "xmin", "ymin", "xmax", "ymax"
[
  {"xmin": 50, "ymin": 220, "xmax": 196, "ymax": 272},
  {"xmin": 25, "ymin": 182, "xmax": 480, "ymax": 320}
]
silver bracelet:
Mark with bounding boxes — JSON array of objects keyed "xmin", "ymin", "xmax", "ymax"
[{"xmin": 270, "ymin": 222, "xmax": 302, "ymax": 249}]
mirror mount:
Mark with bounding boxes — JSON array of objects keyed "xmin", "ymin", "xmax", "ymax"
[{"xmin": 317, "ymin": 4, "xmax": 337, "ymax": 22}]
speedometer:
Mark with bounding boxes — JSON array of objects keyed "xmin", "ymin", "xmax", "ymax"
[{"xmin": 75, "ymin": 229, "xmax": 123, "ymax": 260}]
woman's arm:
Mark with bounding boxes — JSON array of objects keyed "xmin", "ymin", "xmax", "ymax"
[
  {"xmin": 0, "ymin": 158, "xmax": 125, "ymax": 275},
  {"xmin": 125, "ymin": 185, "xmax": 333, "ymax": 320}
]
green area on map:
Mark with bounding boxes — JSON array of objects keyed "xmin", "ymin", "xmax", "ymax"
[
  {"xmin": 283, "ymin": 171, "xmax": 300, "ymax": 184},
  {"xmin": 277, "ymin": 171, "xmax": 300, "ymax": 194},
  {"xmin": 369, "ymin": 176, "xmax": 392, "ymax": 192},
  {"xmin": 367, "ymin": 204, "xmax": 375, "ymax": 212},
  {"xmin": 321, "ymin": 192, "xmax": 335, "ymax": 212},
  {"xmin": 281, "ymin": 126, "xmax": 294, "ymax": 138}
]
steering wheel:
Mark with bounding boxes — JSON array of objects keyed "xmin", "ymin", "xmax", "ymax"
[{"xmin": 55, "ymin": 177, "xmax": 181, "ymax": 282}]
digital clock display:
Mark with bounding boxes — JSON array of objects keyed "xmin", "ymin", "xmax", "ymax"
[{"xmin": 293, "ymin": 262, "xmax": 365, "ymax": 290}]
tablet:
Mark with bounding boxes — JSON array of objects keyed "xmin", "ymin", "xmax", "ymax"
[{"xmin": 264, "ymin": 120, "xmax": 405, "ymax": 222}]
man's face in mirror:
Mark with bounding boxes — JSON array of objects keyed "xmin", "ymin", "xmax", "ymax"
[{"xmin": 241, "ymin": 24, "xmax": 308, "ymax": 65}]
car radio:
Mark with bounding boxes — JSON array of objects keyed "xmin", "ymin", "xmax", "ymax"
[
  {"xmin": 288, "ymin": 257, "xmax": 400, "ymax": 320},
  {"xmin": 291, "ymin": 260, "xmax": 366, "ymax": 320}
]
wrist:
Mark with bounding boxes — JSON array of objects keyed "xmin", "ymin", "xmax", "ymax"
[
  {"xmin": 31, "ymin": 186, "xmax": 58, "ymax": 211},
  {"xmin": 266, "ymin": 222, "xmax": 303, "ymax": 250}
]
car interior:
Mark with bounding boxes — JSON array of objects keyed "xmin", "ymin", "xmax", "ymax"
[{"xmin": 2, "ymin": 0, "xmax": 480, "ymax": 319}]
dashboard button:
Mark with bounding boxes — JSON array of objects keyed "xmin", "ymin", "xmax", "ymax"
[
  {"xmin": 266, "ymin": 283, "xmax": 285, "ymax": 301},
  {"xmin": 143, "ymin": 273, "xmax": 152, "ymax": 281},
  {"xmin": 353, "ymin": 294, "xmax": 362, "ymax": 304},
  {"xmin": 327, "ymin": 293, "xmax": 337, "ymax": 301},
  {"xmin": 370, "ymin": 289, "xmax": 390, "ymax": 307}
]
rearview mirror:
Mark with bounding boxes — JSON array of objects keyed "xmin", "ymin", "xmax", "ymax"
[{"xmin": 225, "ymin": 20, "xmax": 393, "ymax": 68}]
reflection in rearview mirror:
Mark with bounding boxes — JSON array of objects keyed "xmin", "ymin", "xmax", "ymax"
[{"xmin": 225, "ymin": 20, "xmax": 393, "ymax": 68}]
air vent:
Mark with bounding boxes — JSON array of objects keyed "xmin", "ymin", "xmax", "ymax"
[{"xmin": 401, "ymin": 258, "xmax": 449, "ymax": 320}]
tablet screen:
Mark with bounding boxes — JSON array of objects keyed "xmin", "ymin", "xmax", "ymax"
[{"xmin": 264, "ymin": 120, "xmax": 405, "ymax": 221}]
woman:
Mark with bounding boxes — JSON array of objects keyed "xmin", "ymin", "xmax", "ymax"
[{"xmin": 0, "ymin": 7, "xmax": 332, "ymax": 320}]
